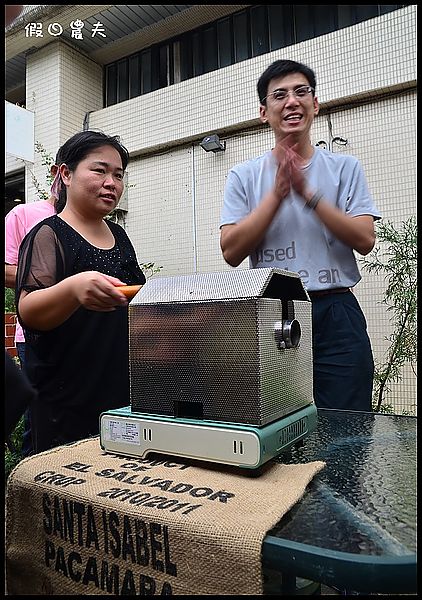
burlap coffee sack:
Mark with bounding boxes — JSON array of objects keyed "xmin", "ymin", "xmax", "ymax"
[{"xmin": 5, "ymin": 437, "xmax": 325, "ymax": 595}]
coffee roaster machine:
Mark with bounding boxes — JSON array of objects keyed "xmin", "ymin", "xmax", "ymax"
[{"xmin": 100, "ymin": 268, "xmax": 317, "ymax": 469}]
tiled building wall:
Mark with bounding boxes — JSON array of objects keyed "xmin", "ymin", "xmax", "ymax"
[
  {"xmin": 88, "ymin": 7, "xmax": 416, "ymax": 153},
  {"xmin": 122, "ymin": 8, "xmax": 416, "ymax": 414},
  {"xmin": 25, "ymin": 41, "xmax": 103, "ymax": 202},
  {"xmin": 127, "ymin": 148, "xmax": 195, "ymax": 275},
  {"xmin": 19, "ymin": 6, "xmax": 416, "ymax": 412},
  {"xmin": 122, "ymin": 88, "xmax": 416, "ymax": 413},
  {"xmin": 25, "ymin": 44, "xmax": 62, "ymax": 202}
]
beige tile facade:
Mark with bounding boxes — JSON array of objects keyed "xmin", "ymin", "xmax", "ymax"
[{"xmin": 11, "ymin": 6, "xmax": 416, "ymax": 412}]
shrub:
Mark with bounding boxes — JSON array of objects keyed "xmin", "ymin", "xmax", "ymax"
[
  {"xmin": 5, "ymin": 417, "xmax": 25, "ymax": 483},
  {"xmin": 360, "ymin": 216, "xmax": 417, "ymax": 413},
  {"xmin": 5, "ymin": 287, "xmax": 16, "ymax": 313}
]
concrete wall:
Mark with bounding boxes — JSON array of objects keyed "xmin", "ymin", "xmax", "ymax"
[{"xmin": 13, "ymin": 6, "xmax": 416, "ymax": 412}]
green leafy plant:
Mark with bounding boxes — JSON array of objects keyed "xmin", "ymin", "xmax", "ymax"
[
  {"xmin": 35, "ymin": 141, "xmax": 55, "ymax": 184},
  {"xmin": 25, "ymin": 141, "xmax": 55, "ymax": 200},
  {"xmin": 5, "ymin": 287, "xmax": 16, "ymax": 313},
  {"xmin": 141, "ymin": 262, "xmax": 163, "ymax": 279},
  {"xmin": 360, "ymin": 216, "xmax": 417, "ymax": 413},
  {"xmin": 5, "ymin": 416, "xmax": 25, "ymax": 483}
]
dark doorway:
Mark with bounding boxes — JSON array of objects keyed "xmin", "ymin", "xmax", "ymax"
[{"xmin": 5, "ymin": 171, "xmax": 25, "ymax": 215}]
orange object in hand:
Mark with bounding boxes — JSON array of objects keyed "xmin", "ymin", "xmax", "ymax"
[{"xmin": 116, "ymin": 285, "xmax": 143, "ymax": 300}]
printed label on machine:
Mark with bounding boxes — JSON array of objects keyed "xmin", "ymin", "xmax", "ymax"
[{"xmin": 104, "ymin": 418, "xmax": 140, "ymax": 445}]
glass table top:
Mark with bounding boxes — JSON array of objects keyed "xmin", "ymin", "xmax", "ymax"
[{"xmin": 268, "ymin": 409, "xmax": 416, "ymax": 556}]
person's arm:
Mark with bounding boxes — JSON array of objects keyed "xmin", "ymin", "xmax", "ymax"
[
  {"xmin": 5, "ymin": 207, "xmax": 24, "ymax": 288},
  {"xmin": 5, "ymin": 264, "xmax": 17, "ymax": 289},
  {"xmin": 220, "ymin": 190, "xmax": 283, "ymax": 266},
  {"xmin": 288, "ymin": 147, "xmax": 376, "ymax": 255},
  {"xmin": 17, "ymin": 222, "xmax": 131, "ymax": 330},
  {"xmin": 18, "ymin": 271, "xmax": 130, "ymax": 331},
  {"xmin": 303, "ymin": 194, "xmax": 376, "ymax": 255},
  {"xmin": 220, "ymin": 152, "xmax": 292, "ymax": 267}
]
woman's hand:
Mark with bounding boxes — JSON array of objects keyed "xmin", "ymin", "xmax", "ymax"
[
  {"xmin": 72, "ymin": 271, "xmax": 129, "ymax": 311},
  {"xmin": 19, "ymin": 271, "xmax": 130, "ymax": 331}
]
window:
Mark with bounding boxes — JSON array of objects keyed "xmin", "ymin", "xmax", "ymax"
[
  {"xmin": 250, "ymin": 6, "xmax": 269, "ymax": 56},
  {"xmin": 150, "ymin": 47, "xmax": 160, "ymax": 92},
  {"xmin": 268, "ymin": 5, "xmax": 294, "ymax": 51},
  {"xmin": 129, "ymin": 55, "xmax": 140, "ymax": 99},
  {"xmin": 203, "ymin": 27, "xmax": 218, "ymax": 74},
  {"xmin": 233, "ymin": 10, "xmax": 250, "ymax": 63},
  {"xmin": 179, "ymin": 35, "xmax": 193, "ymax": 81},
  {"xmin": 159, "ymin": 44, "xmax": 172, "ymax": 88},
  {"xmin": 314, "ymin": 6, "xmax": 338, "ymax": 36},
  {"xmin": 104, "ymin": 5, "xmax": 408, "ymax": 108},
  {"xmin": 217, "ymin": 18, "xmax": 233, "ymax": 68},
  {"xmin": 294, "ymin": 5, "xmax": 315, "ymax": 43},
  {"xmin": 105, "ymin": 64, "xmax": 117, "ymax": 106},
  {"xmin": 117, "ymin": 60, "xmax": 129, "ymax": 103},
  {"xmin": 192, "ymin": 32, "xmax": 203, "ymax": 77},
  {"xmin": 173, "ymin": 41, "xmax": 182, "ymax": 84},
  {"xmin": 140, "ymin": 49, "xmax": 152, "ymax": 94},
  {"xmin": 337, "ymin": 5, "xmax": 355, "ymax": 29},
  {"xmin": 355, "ymin": 5, "xmax": 381, "ymax": 22}
]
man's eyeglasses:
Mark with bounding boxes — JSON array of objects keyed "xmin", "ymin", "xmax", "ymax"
[{"xmin": 263, "ymin": 85, "xmax": 315, "ymax": 103}]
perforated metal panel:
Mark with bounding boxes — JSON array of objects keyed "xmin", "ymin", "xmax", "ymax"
[
  {"xmin": 135, "ymin": 267, "xmax": 308, "ymax": 304},
  {"xmin": 129, "ymin": 269, "xmax": 313, "ymax": 426}
]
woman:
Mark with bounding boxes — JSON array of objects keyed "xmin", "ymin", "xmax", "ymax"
[{"xmin": 16, "ymin": 130, "xmax": 146, "ymax": 453}]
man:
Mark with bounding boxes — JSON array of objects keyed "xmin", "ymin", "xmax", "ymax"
[{"xmin": 220, "ymin": 59, "xmax": 381, "ymax": 411}]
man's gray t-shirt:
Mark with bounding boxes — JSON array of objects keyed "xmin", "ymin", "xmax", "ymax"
[{"xmin": 220, "ymin": 146, "xmax": 381, "ymax": 292}]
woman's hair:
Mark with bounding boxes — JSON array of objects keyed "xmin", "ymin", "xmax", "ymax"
[{"xmin": 54, "ymin": 130, "xmax": 129, "ymax": 213}]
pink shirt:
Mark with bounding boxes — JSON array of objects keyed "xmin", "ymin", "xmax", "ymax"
[{"xmin": 5, "ymin": 200, "xmax": 56, "ymax": 343}]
